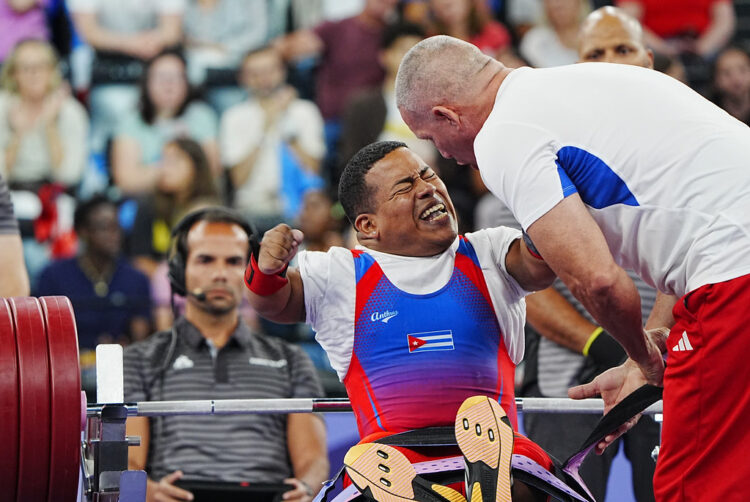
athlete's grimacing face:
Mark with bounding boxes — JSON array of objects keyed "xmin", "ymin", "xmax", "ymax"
[{"xmin": 359, "ymin": 148, "xmax": 458, "ymax": 257}]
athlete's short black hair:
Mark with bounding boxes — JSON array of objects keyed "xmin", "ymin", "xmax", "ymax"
[{"xmin": 338, "ymin": 141, "xmax": 407, "ymax": 224}]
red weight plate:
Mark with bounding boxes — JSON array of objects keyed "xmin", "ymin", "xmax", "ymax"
[
  {"xmin": 41, "ymin": 296, "xmax": 81, "ymax": 502},
  {"xmin": 12, "ymin": 297, "xmax": 51, "ymax": 501},
  {"xmin": 0, "ymin": 299, "xmax": 19, "ymax": 500}
]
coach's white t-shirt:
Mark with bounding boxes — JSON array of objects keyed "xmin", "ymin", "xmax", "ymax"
[
  {"xmin": 475, "ymin": 63, "xmax": 750, "ymax": 297},
  {"xmin": 297, "ymin": 228, "xmax": 528, "ymax": 379}
]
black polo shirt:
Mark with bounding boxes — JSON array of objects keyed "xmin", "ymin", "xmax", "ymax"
[{"xmin": 123, "ymin": 317, "xmax": 324, "ymax": 482}]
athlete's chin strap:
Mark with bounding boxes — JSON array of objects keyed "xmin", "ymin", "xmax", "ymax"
[{"xmin": 314, "ymin": 385, "xmax": 663, "ymax": 502}]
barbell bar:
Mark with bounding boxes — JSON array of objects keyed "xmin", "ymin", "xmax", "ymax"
[
  {"xmin": 3, "ymin": 296, "xmax": 663, "ymax": 502},
  {"xmin": 86, "ymin": 396, "xmax": 662, "ymax": 417}
]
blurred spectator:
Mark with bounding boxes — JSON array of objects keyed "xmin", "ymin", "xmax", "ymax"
[
  {"xmin": 276, "ymin": 0, "xmax": 399, "ymax": 182},
  {"xmin": 618, "ymin": 0, "xmax": 736, "ymax": 90},
  {"xmin": 0, "ymin": 39, "xmax": 88, "ymax": 189},
  {"xmin": 111, "ymin": 47, "xmax": 219, "ymax": 197},
  {"xmin": 504, "ymin": 0, "xmax": 544, "ymax": 40},
  {"xmin": 578, "ymin": 5, "xmax": 653, "ymax": 67},
  {"xmin": 69, "ymin": 0, "xmax": 184, "ymax": 153},
  {"xmin": 425, "ymin": 0, "xmax": 515, "ymax": 63},
  {"xmin": 519, "ymin": 0, "xmax": 588, "ymax": 67},
  {"xmin": 711, "ymin": 45, "xmax": 750, "ymax": 125},
  {"xmin": 0, "ymin": 39, "xmax": 87, "ymax": 282},
  {"xmin": 128, "ymin": 137, "xmax": 220, "ymax": 278},
  {"xmin": 0, "ymin": 0, "xmax": 51, "ymax": 62},
  {"xmin": 274, "ymin": 0, "xmax": 367, "ymax": 34},
  {"xmin": 338, "ymin": 22, "xmax": 435, "ymax": 173},
  {"xmin": 297, "ymin": 190, "xmax": 344, "ymax": 252},
  {"xmin": 617, "ymin": 0, "xmax": 735, "ymax": 60},
  {"xmin": 220, "ymin": 46, "xmax": 325, "ymax": 232},
  {"xmin": 277, "ymin": 0, "xmax": 398, "ymax": 121},
  {"xmin": 183, "ymin": 0, "xmax": 268, "ymax": 113},
  {"xmin": 35, "ymin": 195, "xmax": 151, "ymax": 391},
  {"xmin": 653, "ymin": 51, "xmax": 689, "ymax": 84}
]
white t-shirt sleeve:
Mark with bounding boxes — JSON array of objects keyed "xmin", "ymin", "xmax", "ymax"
[
  {"xmin": 475, "ymin": 121, "xmax": 568, "ymax": 231},
  {"xmin": 465, "ymin": 227, "xmax": 528, "ymax": 364},
  {"xmin": 297, "ymin": 248, "xmax": 356, "ymax": 380}
]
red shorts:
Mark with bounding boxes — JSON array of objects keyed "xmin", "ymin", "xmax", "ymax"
[{"xmin": 654, "ymin": 273, "xmax": 750, "ymax": 502}]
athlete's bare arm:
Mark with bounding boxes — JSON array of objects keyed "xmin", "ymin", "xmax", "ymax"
[
  {"xmin": 504, "ymin": 238, "xmax": 556, "ymax": 292},
  {"xmin": 246, "ymin": 224, "xmax": 306, "ymax": 324}
]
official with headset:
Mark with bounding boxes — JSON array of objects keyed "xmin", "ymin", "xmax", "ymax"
[{"xmin": 122, "ymin": 207, "xmax": 328, "ymax": 502}]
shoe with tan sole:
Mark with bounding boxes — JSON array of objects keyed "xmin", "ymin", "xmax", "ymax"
[
  {"xmin": 344, "ymin": 443, "xmax": 467, "ymax": 502},
  {"xmin": 454, "ymin": 396, "xmax": 514, "ymax": 502}
]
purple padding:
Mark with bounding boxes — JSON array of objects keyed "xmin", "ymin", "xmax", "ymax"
[
  {"xmin": 513, "ymin": 455, "xmax": 589, "ymax": 502},
  {"xmin": 326, "ymin": 483, "xmax": 361, "ymax": 502},
  {"xmin": 563, "ymin": 445, "xmax": 598, "ymax": 502},
  {"xmin": 327, "ymin": 455, "xmax": 590, "ymax": 502},
  {"xmin": 414, "ymin": 456, "xmax": 464, "ymax": 474}
]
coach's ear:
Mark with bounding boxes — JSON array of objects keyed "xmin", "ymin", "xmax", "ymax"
[
  {"xmin": 354, "ymin": 213, "xmax": 378, "ymax": 242},
  {"xmin": 431, "ymin": 105, "xmax": 461, "ymax": 127}
]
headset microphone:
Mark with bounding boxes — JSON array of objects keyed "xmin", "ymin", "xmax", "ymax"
[{"xmin": 189, "ymin": 289, "xmax": 207, "ymax": 301}]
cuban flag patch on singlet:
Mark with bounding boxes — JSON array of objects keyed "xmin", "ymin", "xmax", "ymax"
[{"xmin": 407, "ymin": 330, "xmax": 455, "ymax": 353}]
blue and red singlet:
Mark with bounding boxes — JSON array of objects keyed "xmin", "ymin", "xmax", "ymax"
[{"xmin": 344, "ymin": 236, "xmax": 518, "ymax": 440}]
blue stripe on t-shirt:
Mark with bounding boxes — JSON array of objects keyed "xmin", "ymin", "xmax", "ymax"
[{"xmin": 555, "ymin": 146, "xmax": 639, "ymax": 209}]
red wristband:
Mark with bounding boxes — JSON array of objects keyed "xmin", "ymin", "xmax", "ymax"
[{"xmin": 245, "ymin": 254, "xmax": 289, "ymax": 296}]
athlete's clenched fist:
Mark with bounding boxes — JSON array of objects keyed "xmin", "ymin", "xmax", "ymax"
[{"xmin": 258, "ymin": 224, "xmax": 305, "ymax": 275}]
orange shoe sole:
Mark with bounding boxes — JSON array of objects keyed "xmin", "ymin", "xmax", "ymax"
[
  {"xmin": 455, "ymin": 396, "xmax": 514, "ymax": 502},
  {"xmin": 344, "ymin": 443, "xmax": 466, "ymax": 502}
]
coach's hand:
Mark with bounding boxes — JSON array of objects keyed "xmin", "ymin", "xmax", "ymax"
[
  {"xmin": 568, "ymin": 359, "xmax": 648, "ymax": 454},
  {"xmin": 146, "ymin": 470, "xmax": 194, "ymax": 501},
  {"xmin": 259, "ymin": 224, "xmax": 305, "ymax": 275}
]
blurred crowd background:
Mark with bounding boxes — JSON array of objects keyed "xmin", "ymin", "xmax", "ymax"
[{"xmin": 2, "ymin": 0, "xmax": 750, "ymax": 397}]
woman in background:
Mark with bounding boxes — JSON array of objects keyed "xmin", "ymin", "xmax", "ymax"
[
  {"xmin": 520, "ymin": 0, "xmax": 588, "ymax": 68},
  {"xmin": 111, "ymin": 47, "xmax": 219, "ymax": 197},
  {"xmin": 128, "ymin": 137, "xmax": 219, "ymax": 278},
  {"xmin": 0, "ymin": 38, "xmax": 88, "ymax": 190}
]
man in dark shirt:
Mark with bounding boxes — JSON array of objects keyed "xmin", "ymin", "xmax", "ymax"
[
  {"xmin": 35, "ymin": 195, "xmax": 152, "ymax": 349},
  {"xmin": 124, "ymin": 207, "xmax": 328, "ymax": 502}
]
